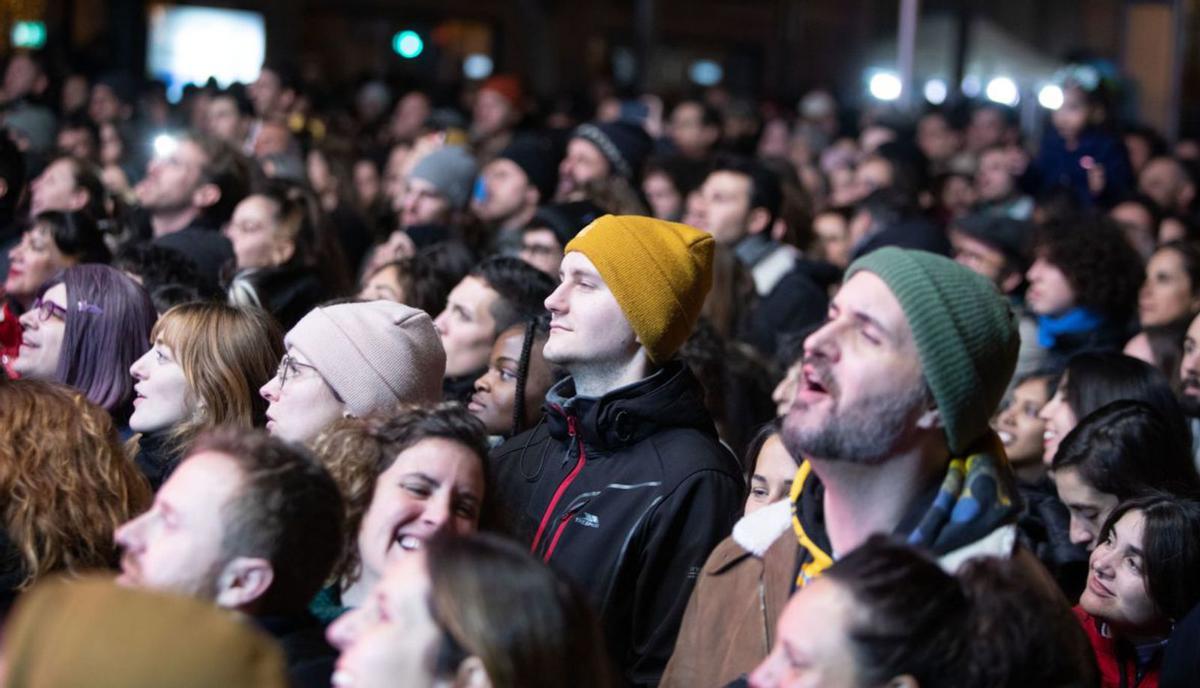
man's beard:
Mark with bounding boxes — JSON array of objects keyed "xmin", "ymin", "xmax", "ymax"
[
  {"xmin": 1180, "ymin": 373, "xmax": 1200, "ymax": 418},
  {"xmin": 782, "ymin": 361, "xmax": 929, "ymax": 465}
]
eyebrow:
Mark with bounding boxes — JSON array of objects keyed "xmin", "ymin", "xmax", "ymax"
[
  {"xmin": 848, "ymin": 308, "xmax": 895, "ymax": 343},
  {"xmin": 562, "ymin": 267, "xmax": 600, "ymax": 282},
  {"xmin": 495, "ymin": 356, "xmax": 520, "ymax": 367}
]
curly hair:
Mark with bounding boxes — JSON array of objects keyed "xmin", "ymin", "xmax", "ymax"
[
  {"xmin": 151, "ymin": 302, "xmax": 284, "ymax": 452},
  {"xmin": 0, "ymin": 380, "xmax": 151, "ymax": 587},
  {"xmin": 311, "ymin": 403, "xmax": 489, "ymax": 586},
  {"xmin": 1033, "ymin": 215, "xmax": 1143, "ymax": 321}
]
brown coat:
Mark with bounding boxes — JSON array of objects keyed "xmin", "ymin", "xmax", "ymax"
[
  {"xmin": 661, "ymin": 503, "xmax": 1063, "ymax": 688},
  {"xmin": 660, "ymin": 504, "xmax": 798, "ymax": 688}
]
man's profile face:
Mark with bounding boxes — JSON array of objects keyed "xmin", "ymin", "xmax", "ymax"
[
  {"xmin": 114, "ymin": 451, "xmax": 242, "ymax": 600},
  {"xmin": 434, "ymin": 276, "xmax": 501, "ymax": 378},
  {"xmin": 1179, "ymin": 313, "xmax": 1200, "ymax": 417},
  {"xmin": 542, "ymin": 251, "xmax": 638, "ymax": 370},
  {"xmin": 697, "ymin": 170, "xmax": 754, "ymax": 245},
  {"xmin": 555, "ymin": 139, "xmax": 610, "ymax": 201},
  {"xmin": 782, "ymin": 271, "xmax": 927, "ymax": 463},
  {"xmin": 136, "ymin": 139, "xmax": 208, "ymax": 213},
  {"xmin": 950, "ymin": 230, "xmax": 1007, "ymax": 286}
]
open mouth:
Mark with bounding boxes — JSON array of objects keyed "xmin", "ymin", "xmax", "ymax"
[
  {"xmin": 997, "ymin": 430, "xmax": 1014, "ymax": 445},
  {"xmin": 389, "ymin": 529, "xmax": 423, "ymax": 558}
]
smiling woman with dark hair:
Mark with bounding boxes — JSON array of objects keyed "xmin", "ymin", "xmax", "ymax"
[
  {"xmin": 1075, "ymin": 493, "xmax": 1200, "ymax": 688},
  {"xmin": 12, "ymin": 264, "xmax": 155, "ymax": 429}
]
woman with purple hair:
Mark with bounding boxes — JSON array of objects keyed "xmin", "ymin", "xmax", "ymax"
[{"xmin": 12, "ymin": 264, "xmax": 156, "ymax": 431}]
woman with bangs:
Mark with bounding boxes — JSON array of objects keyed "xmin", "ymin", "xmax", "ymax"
[
  {"xmin": 10, "ymin": 264, "xmax": 154, "ymax": 431},
  {"xmin": 128, "ymin": 302, "xmax": 284, "ymax": 489},
  {"xmin": 0, "ymin": 379, "xmax": 151, "ymax": 619}
]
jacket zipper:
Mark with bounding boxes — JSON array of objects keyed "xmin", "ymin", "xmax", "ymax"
[{"xmin": 530, "ymin": 414, "xmax": 587, "ymax": 557}]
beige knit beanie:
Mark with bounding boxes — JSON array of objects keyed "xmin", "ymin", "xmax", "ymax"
[{"xmin": 285, "ymin": 300, "xmax": 446, "ymax": 416}]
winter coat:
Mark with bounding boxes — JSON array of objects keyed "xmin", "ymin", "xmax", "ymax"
[
  {"xmin": 1075, "ymin": 607, "xmax": 1163, "ymax": 688},
  {"xmin": 255, "ymin": 612, "xmax": 337, "ymax": 688},
  {"xmin": 486, "ymin": 361, "xmax": 744, "ymax": 687},
  {"xmin": 663, "ymin": 436, "xmax": 1054, "ymax": 687}
]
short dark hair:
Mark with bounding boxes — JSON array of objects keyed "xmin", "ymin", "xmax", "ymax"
[
  {"xmin": 1053, "ymin": 400, "xmax": 1200, "ymax": 500},
  {"xmin": 192, "ymin": 429, "xmax": 345, "ymax": 617},
  {"xmin": 211, "ymin": 88, "xmax": 254, "ymax": 118},
  {"xmin": 112, "ymin": 242, "xmax": 219, "ymax": 309},
  {"xmin": 471, "ymin": 256, "xmax": 556, "ymax": 335},
  {"xmin": 1033, "ymin": 216, "xmax": 1143, "ymax": 321},
  {"xmin": 1060, "ymin": 351, "xmax": 1191, "ymax": 447},
  {"xmin": 184, "ymin": 132, "xmax": 252, "ymax": 226},
  {"xmin": 824, "ymin": 537, "xmax": 971, "ymax": 686},
  {"xmin": 34, "ymin": 210, "xmax": 110, "ymax": 265},
  {"xmin": 674, "ymin": 98, "xmax": 723, "ymax": 129},
  {"xmin": 1098, "ymin": 492, "xmax": 1200, "ymax": 622},
  {"xmin": 710, "ymin": 154, "xmax": 783, "ymax": 225}
]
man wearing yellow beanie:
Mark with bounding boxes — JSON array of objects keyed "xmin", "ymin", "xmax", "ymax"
[{"xmin": 487, "ymin": 214, "xmax": 744, "ymax": 687}]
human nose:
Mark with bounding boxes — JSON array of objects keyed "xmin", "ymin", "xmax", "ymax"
[
  {"xmin": 260, "ymin": 374, "xmax": 282, "ymax": 403},
  {"xmin": 326, "ymin": 607, "xmax": 365, "ymax": 651},
  {"xmin": 114, "ymin": 513, "xmax": 145, "ymax": 552},
  {"xmin": 746, "ymin": 651, "xmax": 781, "ymax": 688},
  {"xmin": 544, "ymin": 281, "xmax": 568, "ymax": 314},
  {"xmin": 474, "ymin": 370, "xmax": 492, "ymax": 393},
  {"xmin": 802, "ymin": 318, "xmax": 841, "ymax": 363},
  {"xmin": 130, "ymin": 350, "xmax": 151, "ymax": 381},
  {"xmin": 1069, "ymin": 516, "xmax": 1095, "ymax": 549},
  {"xmin": 419, "ymin": 491, "xmax": 454, "ymax": 535}
]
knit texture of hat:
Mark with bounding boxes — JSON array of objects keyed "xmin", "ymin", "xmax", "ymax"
[
  {"xmin": 497, "ymin": 137, "xmax": 559, "ymax": 202},
  {"xmin": 846, "ymin": 247, "xmax": 1018, "ymax": 454},
  {"xmin": 4, "ymin": 576, "xmax": 287, "ymax": 688},
  {"xmin": 285, "ymin": 300, "xmax": 446, "ymax": 417},
  {"xmin": 409, "ymin": 146, "xmax": 479, "ymax": 209},
  {"xmin": 565, "ymin": 215, "xmax": 713, "ymax": 364},
  {"xmin": 572, "ymin": 121, "xmax": 652, "ymax": 181}
]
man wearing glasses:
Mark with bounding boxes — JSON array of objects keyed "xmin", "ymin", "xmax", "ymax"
[{"xmin": 260, "ymin": 300, "xmax": 445, "ymax": 445}]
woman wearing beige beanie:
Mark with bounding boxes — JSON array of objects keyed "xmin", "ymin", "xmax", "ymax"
[{"xmin": 261, "ymin": 300, "xmax": 446, "ymax": 445}]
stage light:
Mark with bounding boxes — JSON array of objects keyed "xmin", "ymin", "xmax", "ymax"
[
  {"xmin": 688, "ymin": 60, "xmax": 723, "ymax": 87},
  {"xmin": 463, "ymin": 54, "xmax": 493, "ymax": 80},
  {"xmin": 393, "ymin": 30, "xmax": 424, "ymax": 59},
  {"xmin": 153, "ymin": 134, "xmax": 178, "ymax": 159},
  {"xmin": 923, "ymin": 79, "xmax": 947, "ymax": 105},
  {"xmin": 985, "ymin": 76, "xmax": 1019, "ymax": 106},
  {"xmin": 11, "ymin": 21, "xmax": 45, "ymax": 49},
  {"xmin": 1038, "ymin": 84, "xmax": 1064, "ymax": 110},
  {"xmin": 868, "ymin": 71, "xmax": 902, "ymax": 101}
]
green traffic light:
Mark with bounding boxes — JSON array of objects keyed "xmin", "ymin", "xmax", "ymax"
[{"xmin": 392, "ymin": 30, "xmax": 423, "ymax": 59}]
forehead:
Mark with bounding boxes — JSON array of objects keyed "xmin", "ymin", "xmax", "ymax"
[
  {"xmin": 835, "ymin": 271, "xmax": 911, "ymax": 338},
  {"xmin": 779, "ymin": 577, "xmax": 857, "ymax": 637},
  {"xmin": 485, "ymin": 158, "xmax": 523, "ymax": 178},
  {"xmin": 567, "ymin": 138, "xmax": 604, "ymax": 161},
  {"xmin": 286, "ymin": 346, "xmax": 314, "ymax": 366},
  {"xmin": 523, "ymin": 228, "xmax": 559, "ymax": 246},
  {"xmin": 560, "ymin": 251, "xmax": 604, "ymax": 280},
  {"xmin": 175, "ymin": 140, "xmax": 207, "ymax": 167},
  {"xmin": 1188, "ymin": 314, "xmax": 1200, "ymax": 340},
  {"xmin": 703, "ymin": 170, "xmax": 751, "ymax": 194},
  {"xmin": 1054, "ymin": 466, "xmax": 1104, "ymax": 502},
  {"xmin": 1013, "ymin": 377, "xmax": 1049, "ymax": 402},
  {"xmin": 42, "ymin": 283, "xmax": 67, "ymax": 304},
  {"xmin": 388, "ymin": 437, "xmax": 483, "ymax": 487},
  {"xmin": 407, "ymin": 177, "xmax": 443, "ymax": 196},
  {"xmin": 160, "ymin": 450, "xmax": 244, "ymax": 509},
  {"xmin": 449, "ymin": 275, "xmax": 499, "ymax": 307}
]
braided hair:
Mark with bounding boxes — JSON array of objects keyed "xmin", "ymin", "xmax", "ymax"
[{"xmin": 510, "ymin": 314, "xmax": 553, "ymax": 437}]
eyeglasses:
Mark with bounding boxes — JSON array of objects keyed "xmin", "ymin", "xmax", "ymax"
[
  {"xmin": 30, "ymin": 298, "xmax": 68, "ymax": 322},
  {"xmin": 276, "ymin": 353, "xmax": 319, "ymax": 389}
]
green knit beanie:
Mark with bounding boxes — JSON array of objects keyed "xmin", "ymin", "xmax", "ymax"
[{"xmin": 845, "ymin": 247, "xmax": 1018, "ymax": 454}]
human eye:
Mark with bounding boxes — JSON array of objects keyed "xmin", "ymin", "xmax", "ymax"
[
  {"xmin": 498, "ymin": 367, "xmax": 518, "ymax": 382},
  {"xmin": 154, "ymin": 347, "xmax": 169, "ymax": 363},
  {"xmin": 454, "ymin": 498, "xmax": 479, "ymax": 519},
  {"xmin": 402, "ymin": 480, "xmax": 433, "ymax": 498},
  {"xmin": 1126, "ymin": 556, "xmax": 1142, "ymax": 574}
]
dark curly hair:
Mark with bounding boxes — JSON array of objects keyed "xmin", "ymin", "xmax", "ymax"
[{"xmin": 1033, "ymin": 215, "xmax": 1143, "ymax": 321}]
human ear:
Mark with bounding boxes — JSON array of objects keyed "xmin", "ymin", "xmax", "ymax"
[
  {"xmin": 192, "ymin": 182, "xmax": 221, "ymax": 210},
  {"xmin": 748, "ymin": 207, "xmax": 772, "ymax": 235},
  {"xmin": 916, "ymin": 407, "xmax": 942, "ymax": 430},
  {"xmin": 453, "ymin": 656, "xmax": 492, "ymax": 688},
  {"xmin": 214, "ymin": 557, "xmax": 274, "ymax": 610},
  {"xmin": 884, "ymin": 676, "xmax": 919, "ymax": 688}
]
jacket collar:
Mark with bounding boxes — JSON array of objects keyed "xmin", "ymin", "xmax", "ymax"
[{"xmin": 543, "ymin": 360, "xmax": 717, "ymax": 451}]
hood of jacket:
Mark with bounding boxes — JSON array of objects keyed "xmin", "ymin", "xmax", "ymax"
[{"xmin": 543, "ymin": 360, "xmax": 718, "ymax": 453}]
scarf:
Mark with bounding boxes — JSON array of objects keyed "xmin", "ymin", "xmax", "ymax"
[
  {"xmin": 1037, "ymin": 306, "xmax": 1104, "ymax": 349},
  {"xmin": 789, "ymin": 432, "xmax": 1019, "ymax": 587}
]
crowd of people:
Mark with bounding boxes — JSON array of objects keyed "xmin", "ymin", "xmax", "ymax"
[{"xmin": 2, "ymin": 46, "xmax": 1200, "ymax": 687}]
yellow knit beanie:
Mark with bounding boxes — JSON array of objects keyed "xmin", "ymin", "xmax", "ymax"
[{"xmin": 564, "ymin": 215, "xmax": 713, "ymax": 364}]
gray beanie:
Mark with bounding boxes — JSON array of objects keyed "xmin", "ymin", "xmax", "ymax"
[
  {"xmin": 409, "ymin": 146, "xmax": 479, "ymax": 209},
  {"xmin": 284, "ymin": 301, "xmax": 446, "ymax": 416}
]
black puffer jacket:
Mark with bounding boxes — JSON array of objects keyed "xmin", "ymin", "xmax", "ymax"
[{"xmin": 487, "ymin": 361, "xmax": 743, "ymax": 687}]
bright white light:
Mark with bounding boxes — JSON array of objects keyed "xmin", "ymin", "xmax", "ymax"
[
  {"xmin": 961, "ymin": 75, "xmax": 981, "ymax": 97},
  {"xmin": 923, "ymin": 79, "xmax": 947, "ymax": 105},
  {"xmin": 1038, "ymin": 84, "xmax": 1065, "ymax": 110},
  {"xmin": 985, "ymin": 77, "xmax": 1020, "ymax": 106},
  {"xmin": 689, "ymin": 60, "xmax": 724, "ymax": 87},
  {"xmin": 463, "ymin": 54, "xmax": 494, "ymax": 80},
  {"xmin": 146, "ymin": 6, "xmax": 266, "ymax": 103},
  {"xmin": 868, "ymin": 72, "xmax": 903, "ymax": 101},
  {"xmin": 153, "ymin": 134, "xmax": 178, "ymax": 159}
]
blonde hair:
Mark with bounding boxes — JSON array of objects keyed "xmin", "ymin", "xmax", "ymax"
[
  {"xmin": 152, "ymin": 302, "xmax": 284, "ymax": 450},
  {"xmin": 0, "ymin": 380, "xmax": 152, "ymax": 586}
]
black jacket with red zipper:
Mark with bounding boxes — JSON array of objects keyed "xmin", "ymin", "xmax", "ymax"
[{"xmin": 486, "ymin": 361, "xmax": 744, "ymax": 687}]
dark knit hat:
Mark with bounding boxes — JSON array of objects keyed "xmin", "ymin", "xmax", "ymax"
[
  {"xmin": 953, "ymin": 213, "xmax": 1033, "ymax": 273},
  {"xmin": 845, "ymin": 247, "xmax": 1018, "ymax": 454},
  {"xmin": 409, "ymin": 146, "xmax": 479, "ymax": 209},
  {"xmin": 528, "ymin": 200, "xmax": 605, "ymax": 248},
  {"xmin": 572, "ymin": 121, "xmax": 652, "ymax": 181},
  {"xmin": 496, "ymin": 136, "xmax": 560, "ymax": 202}
]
